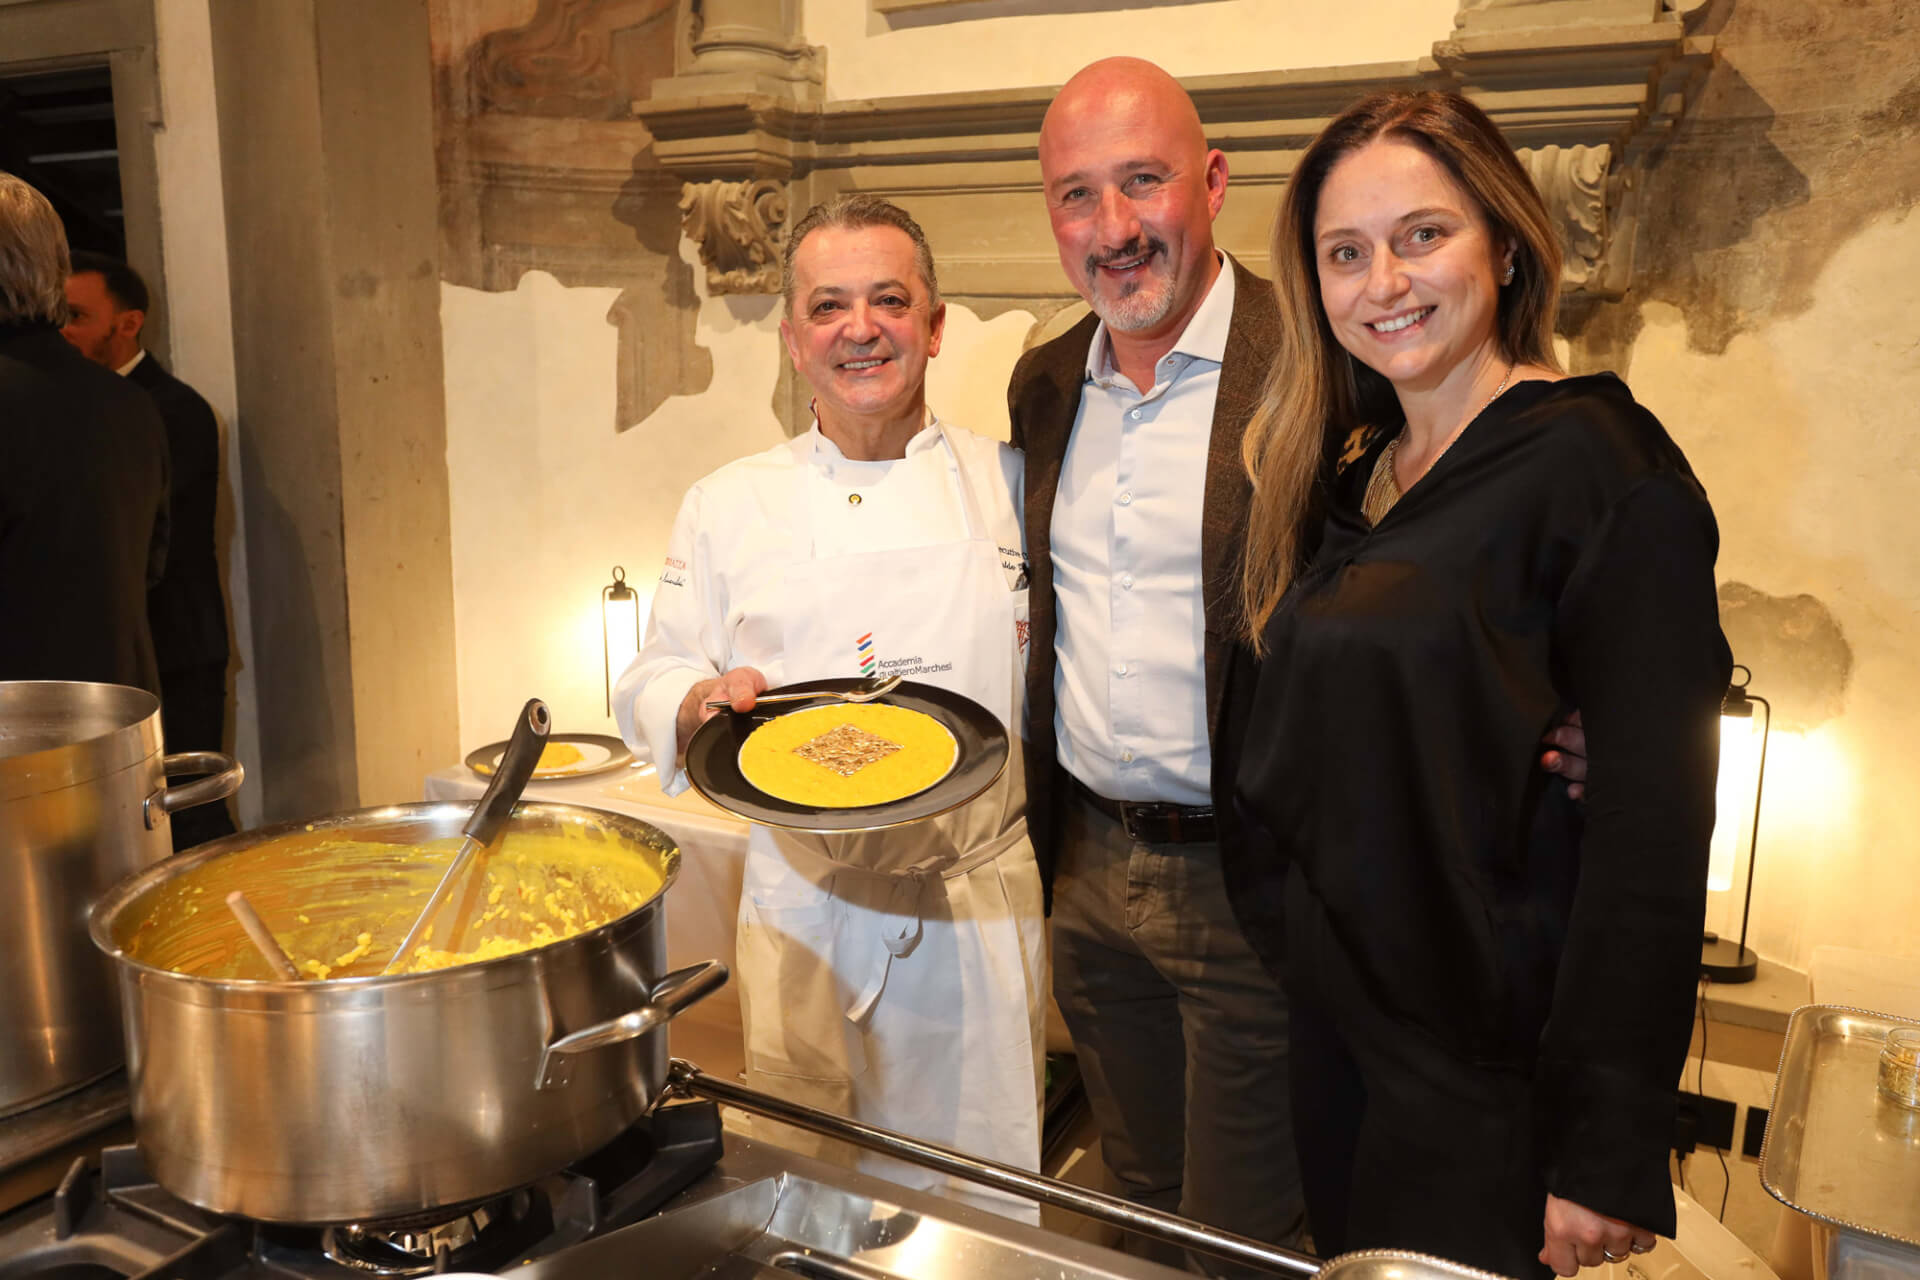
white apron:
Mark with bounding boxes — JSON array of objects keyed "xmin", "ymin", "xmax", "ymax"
[{"xmin": 733, "ymin": 424, "xmax": 1045, "ymax": 1221}]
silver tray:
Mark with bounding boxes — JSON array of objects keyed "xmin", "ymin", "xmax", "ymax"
[
  {"xmin": 1759, "ymin": 1004, "xmax": 1920, "ymax": 1255},
  {"xmin": 1318, "ymin": 1249, "xmax": 1515, "ymax": 1280}
]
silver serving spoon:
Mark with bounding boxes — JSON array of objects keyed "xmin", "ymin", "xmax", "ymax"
[{"xmin": 705, "ymin": 674, "xmax": 903, "ymax": 711}]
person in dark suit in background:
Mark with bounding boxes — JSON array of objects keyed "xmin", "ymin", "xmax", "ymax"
[
  {"xmin": 63, "ymin": 250, "xmax": 235, "ymax": 847},
  {"xmin": 0, "ymin": 172, "xmax": 169, "ymax": 696}
]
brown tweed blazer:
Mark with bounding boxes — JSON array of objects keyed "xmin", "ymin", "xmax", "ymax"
[{"xmin": 1007, "ymin": 256, "xmax": 1283, "ymax": 901}]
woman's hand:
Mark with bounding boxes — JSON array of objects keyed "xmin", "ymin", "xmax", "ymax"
[
  {"xmin": 1539, "ymin": 1193, "xmax": 1656, "ymax": 1276},
  {"xmin": 1539, "ymin": 709, "xmax": 1587, "ymax": 800}
]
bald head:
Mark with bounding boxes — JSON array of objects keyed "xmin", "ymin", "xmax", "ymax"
[
  {"xmin": 1040, "ymin": 58, "xmax": 1208, "ymax": 175},
  {"xmin": 1037, "ymin": 58, "xmax": 1227, "ymax": 348}
]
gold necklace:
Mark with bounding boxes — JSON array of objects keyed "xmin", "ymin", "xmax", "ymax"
[{"xmin": 1361, "ymin": 363, "xmax": 1514, "ymax": 526}]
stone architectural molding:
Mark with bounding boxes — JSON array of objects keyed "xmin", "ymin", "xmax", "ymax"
[
  {"xmin": 679, "ymin": 177, "xmax": 789, "ymax": 294},
  {"xmin": 631, "ymin": 4, "xmax": 1714, "ymax": 300},
  {"xmin": 651, "ymin": 0, "xmax": 824, "ymax": 102},
  {"xmin": 1453, "ymin": 0, "xmax": 1668, "ymax": 36}
]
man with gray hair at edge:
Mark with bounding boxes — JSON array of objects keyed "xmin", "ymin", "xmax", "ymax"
[{"xmin": 0, "ymin": 171, "xmax": 170, "ymax": 693}]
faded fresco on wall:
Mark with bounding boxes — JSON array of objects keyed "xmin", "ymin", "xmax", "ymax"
[{"xmin": 431, "ymin": 0, "xmax": 709, "ymax": 433}]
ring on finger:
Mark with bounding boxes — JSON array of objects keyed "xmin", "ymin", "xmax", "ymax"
[{"xmin": 1602, "ymin": 1249, "xmax": 1629, "ymax": 1264}]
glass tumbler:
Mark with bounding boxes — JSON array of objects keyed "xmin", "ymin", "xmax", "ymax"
[{"xmin": 1878, "ymin": 1026, "xmax": 1920, "ymax": 1110}]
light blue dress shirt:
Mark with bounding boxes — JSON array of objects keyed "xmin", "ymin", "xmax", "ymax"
[{"xmin": 1050, "ymin": 258, "xmax": 1235, "ymax": 806}]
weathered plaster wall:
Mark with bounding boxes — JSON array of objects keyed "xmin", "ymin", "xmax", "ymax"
[
  {"xmin": 432, "ymin": 0, "xmax": 1919, "ymax": 982},
  {"xmin": 210, "ymin": 0, "xmax": 460, "ymax": 816},
  {"xmin": 1567, "ymin": 0, "xmax": 1920, "ymax": 971},
  {"xmin": 150, "ymin": 0, "xmax": 261, "ymax": 825},
  {"xmin": 804, "ymin": 0, "xmax": 1457, "ymax": 100}
]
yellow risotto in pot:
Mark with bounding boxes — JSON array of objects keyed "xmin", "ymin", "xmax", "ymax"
[
  {"xmin": 738, "ymin": 703, "xmax": 957, "ymax": 808},
  {"xmin": 114, "ymin": 824, "xmax": 666, "ymax": 981}
]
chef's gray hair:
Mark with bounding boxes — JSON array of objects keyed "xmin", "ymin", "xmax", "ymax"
[
  {"xmin": 781, "ymin": 194, "xmax": 940, "ymax": 313},
  {"xmin": 0, "ymin": 172, "xmax": 72, "ymax": 326}
]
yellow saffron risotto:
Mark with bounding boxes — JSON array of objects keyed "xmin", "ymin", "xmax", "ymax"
[
  {"xmin": 738, "ymin": 703, "xmax": 957, "ymax": 808},
  {"xmin": 536, "ymin": 741, "xmax": 585, "ymax": 772},
  {"xmin": 116, "ymin": 825, "xmax": 666, "ymax": 981}
]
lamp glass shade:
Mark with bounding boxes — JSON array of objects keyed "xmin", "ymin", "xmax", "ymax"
[
  {"xmin": 605, "ymin": 593, "xmax": 640, "ymax": 678},
  {"xmin": 1708, "ymin": 708, "xmax": 1764, "ymax": 894},
  {"xmin": 602, "ymin": 567, "xmax": 642, "ymax": 715}
]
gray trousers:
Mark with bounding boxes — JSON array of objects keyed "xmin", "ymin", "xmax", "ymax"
[{"xmin": 1051, "ymin": 792, "xmax": 1306, "ymax": 1272}]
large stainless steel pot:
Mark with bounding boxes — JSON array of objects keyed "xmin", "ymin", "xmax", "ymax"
[
  {"xmin": 0, "ymin": 680, "xmax": 243, "ymax": 1118},
  {"xmin": 88, "ymin": 801, "xmax": 726, "ymax": 1225}
]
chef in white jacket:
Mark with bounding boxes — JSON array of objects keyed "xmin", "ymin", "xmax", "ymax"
[{"xmin": 613, "ymin": 195, "xmax": 1045, "ymax": 1218}]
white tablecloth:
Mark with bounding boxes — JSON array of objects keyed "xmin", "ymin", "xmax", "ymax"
[{"xmin": 422, "ymin": 761, "xmax": 749, "ymax": 1020}]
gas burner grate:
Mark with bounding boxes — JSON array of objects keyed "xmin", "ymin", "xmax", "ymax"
[
  {"xmin": 316, "ymin": 1190, "xmax": 551, "ymax": 1277},
  {"xmin": 0, "ymin": 1102, "xmax": 725, "ymax": 1280}
]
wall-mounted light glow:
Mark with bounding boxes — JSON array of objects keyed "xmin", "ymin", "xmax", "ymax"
[
  {"xmin": 1703, "ymin": 665, "xmax": 1769, "ymax": 984},
  {"xmin": 602, "ymin": 566, "xmax": 641, "ymax": 716},
  {"xmin": 1709, "ymin": 705, "xmax": 1765, "ymax": 893}
]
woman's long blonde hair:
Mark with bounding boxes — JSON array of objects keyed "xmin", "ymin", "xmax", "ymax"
[{"xmin": 1239, "ymin": 91, "xmax": 1564, "ymax": 652}]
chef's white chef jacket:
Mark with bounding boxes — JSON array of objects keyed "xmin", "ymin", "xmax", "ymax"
[{"xmin": 613, "ymin": 418, "xmax": 1045, "ymax": 1220}]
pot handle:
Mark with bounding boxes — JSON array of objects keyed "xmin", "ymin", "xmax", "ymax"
[
  {"xmin": 145, "ymin": 752, "xmax": 246, "ymax": 830},
  {"xmin": 537, "ymin": 959, "xmax": 729, "ymax": 1090}
]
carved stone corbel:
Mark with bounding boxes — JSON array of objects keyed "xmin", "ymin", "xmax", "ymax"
[
  {"xmin": 1518, "ymin": 143, "xmax": 1630, "ymax": 296},
  {"xmin": 679, "ymin": 178, "xmax": 788, "ymax": 294}
]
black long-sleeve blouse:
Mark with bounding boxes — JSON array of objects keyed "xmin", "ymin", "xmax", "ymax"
[{"xmin": 1232, "ymin": 373, "xmax": 1731, "ymax": 1233}]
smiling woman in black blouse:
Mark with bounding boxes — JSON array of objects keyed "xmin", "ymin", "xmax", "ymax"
[{"xmin": 1231, "ymin": 92, "xmax": 1731, "ymax": 1278}]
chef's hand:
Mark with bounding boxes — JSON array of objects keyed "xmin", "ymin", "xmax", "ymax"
[
  {"xmin": 1539, "ymin": 1193, "xmax": 1655, "ymax": 1276},
  {"xmin": 1540, "ymin": 709, "xmax": 1587, "ymax": 801},
  {"xmin": 676, "ymin": 667, "xmax": 769, "ymax": 754}
]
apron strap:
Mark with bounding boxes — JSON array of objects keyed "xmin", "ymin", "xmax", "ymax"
[
  {"xmin": 846, "ymin": 856, "xmax": 939, "ymax": 1025},
  {"xmin": 842, "ymin": 820, "xmax": 1027, "ymax": 1026}
]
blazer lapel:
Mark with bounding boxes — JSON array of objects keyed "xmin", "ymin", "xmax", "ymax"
[
  {"xmin": 1200, "ymin": 258, "xmax": 1271, "ymax": 642},
  {"xmin": 1020, "ymin": 315, "xmax": 1097, "ymax": 662}
]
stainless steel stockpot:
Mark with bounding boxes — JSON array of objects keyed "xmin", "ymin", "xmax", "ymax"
[
  {"xmin": 88, "ymin": 801, "xmax": 726, "ymax": 1225},
  {"xmin": 0, "ymin": 680, "xmax": 243, "ymax": 1117}
]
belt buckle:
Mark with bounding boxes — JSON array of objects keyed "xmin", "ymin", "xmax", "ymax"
[{"xmin": 1119, "ymin": 802, "xmax": 1160, "ymax": 844}]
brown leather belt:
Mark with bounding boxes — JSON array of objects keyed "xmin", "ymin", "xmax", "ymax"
[{"xmin": 1071, "ymin": 776, "xmax": 1218, "ymax": 845}]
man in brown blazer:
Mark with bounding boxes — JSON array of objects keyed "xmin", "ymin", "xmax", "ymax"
[{"xmin": 1007, "ymin": 58, "xmax": 1304, "ymax": 1267}]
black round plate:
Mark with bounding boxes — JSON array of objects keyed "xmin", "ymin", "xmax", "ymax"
[{"xmin": 684, "ymin": 679, "xmax": 1009, "ymax": 832}]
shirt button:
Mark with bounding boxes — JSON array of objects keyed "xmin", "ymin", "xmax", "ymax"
[
  {"xmin": 1120, "ymin": 749, "xmax": 1135, "ymax": 764},
  {"xmin": 1121, "ymin": 573, "xmax": 1134, "ymax": 590},
  {"xmin": 1116, "ymin": 663, "xmax": 1128, "ymax": 676},
  {"xmin": 1118, "ymin": 491, "xmax": 1133, "ymax": 506},
  {"xmin": 1129, "ymin": 409, "xmax": 1142, "ymax": 420}
]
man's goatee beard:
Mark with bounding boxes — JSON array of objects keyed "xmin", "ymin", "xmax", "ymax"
[{"xmin": 1084, "ymin": 239, "xmax": 1175, "ymax": 333}]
